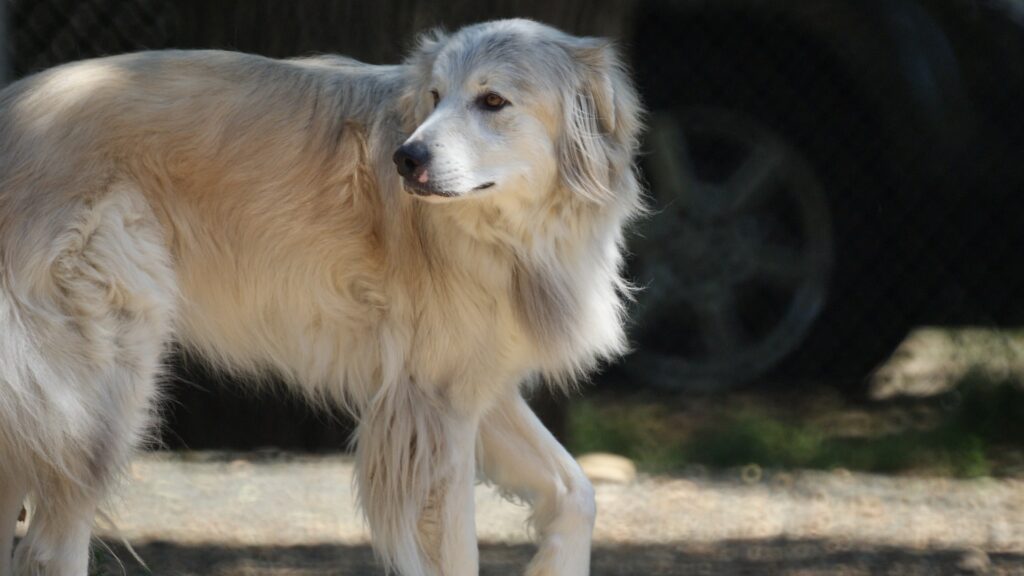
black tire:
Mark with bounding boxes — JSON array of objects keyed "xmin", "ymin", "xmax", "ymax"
[{"xmin": 620, "ymin": 10, "xmax": 908, "ymax": 391}]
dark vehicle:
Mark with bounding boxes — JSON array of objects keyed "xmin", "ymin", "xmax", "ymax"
[{"xmin": 620, "ymin": 0, "xmax": 1024, "ymax": 389}]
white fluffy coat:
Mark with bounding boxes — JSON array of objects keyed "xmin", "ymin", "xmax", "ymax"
[{"xmin": 0, "ymin": 19, "xmax": 644, "ymax": 576}]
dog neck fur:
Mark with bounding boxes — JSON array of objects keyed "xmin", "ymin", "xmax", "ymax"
[{"xmin": 387, "ymin": 22, "xmax": 645, "ymax": 390}]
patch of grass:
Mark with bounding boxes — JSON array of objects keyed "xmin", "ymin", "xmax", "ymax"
[
  {"xmin": 568, "ymin": 399, "xmax": 686, "ymax": 474},
  {"xmin": 952, "ymin": 371, "xmax": 1024, "ymax": 444},
  {"xmin": 568, "ymin": 376, "xmax": 1024, "ymax": 477},
  {"xmin": 688, "ymin": 410, "xmax": 825, "ymax": 469}
]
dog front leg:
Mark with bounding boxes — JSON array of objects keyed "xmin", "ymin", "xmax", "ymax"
[
  {"xmin": 354, "ymin": 379, "xmax": 479, "ymax": 576},
  {"xmin": 479, "ymin": 393, "xmax": 596, "ymax": 576},
  {"xmin": 418, "ymin": 416, "xmax": 479, "ymax": 575}
]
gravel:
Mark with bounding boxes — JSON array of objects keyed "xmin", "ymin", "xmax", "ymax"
[{"xmin": 67, "ymin": 452, "xmax": 1024, "ymax": 574}]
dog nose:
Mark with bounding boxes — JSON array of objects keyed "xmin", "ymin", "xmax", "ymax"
[{"xmin": 393, "ymin": 141, "xmax": 432, "ymax": 179}]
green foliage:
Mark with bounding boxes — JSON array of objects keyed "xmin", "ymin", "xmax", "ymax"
[
  {"xmin": 688, "ymin": 410, "xmax": 823, "ymax": 468},
  {"xmin": 568, "ymin": 399, "xmax": 686, "ymax": 474},
  {"xmin": 952, "ymin": 371, "xmax": 1024, "ymax": 444},
  {"xmin": 568, "ymin": 376, "xmax": 1024, "ymax": 477}
]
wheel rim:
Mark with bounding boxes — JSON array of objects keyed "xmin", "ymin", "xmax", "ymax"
[{"xmin": 630, "ymin": 108, "xmax": 834, "ymax": 388}]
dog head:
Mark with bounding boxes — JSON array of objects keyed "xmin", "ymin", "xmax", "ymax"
[{"xmin": 396, "ymin": 19, "xmax": 643, "ymax": 208}]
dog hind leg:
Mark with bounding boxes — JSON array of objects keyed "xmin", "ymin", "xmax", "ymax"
[
  {"xmin": 0, "ymin": 475, "xmax": 27, "ymax": 576},
  {"xmin": 12, "ymin": 365, "xmax": 166, "ymax": 576},
  {"xmin": 4, "ymin": 185, "xmax": 175, "ymax": 575},
  {"xmin": 14, "ymin": 491, "xmax": 96, "ymax": 576},
  {"xmin": 479, "ymin": 393, "xmax": 596, "ymax": 576}
]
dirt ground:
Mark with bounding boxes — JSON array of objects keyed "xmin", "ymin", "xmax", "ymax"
[
  {"xmin": 92, "ymin": 541, "xmax": 1024, "ymax": 575},
  {"xmin": 57, "ymin": 452, "xmax": 1023, "ymax": 575}
]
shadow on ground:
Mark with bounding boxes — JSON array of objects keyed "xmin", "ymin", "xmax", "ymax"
[{"xmin": 91, "ymin": 539, "xmax": 1024, "ymax": 575}]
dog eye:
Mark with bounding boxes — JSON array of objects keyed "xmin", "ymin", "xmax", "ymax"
[
  {"xmin": 478, "ymin": 92, "xmax": 509, "ymax": 111},
  {"xmin": 430, "ymin": 89, "xmax": 440, "ymax": 108}
]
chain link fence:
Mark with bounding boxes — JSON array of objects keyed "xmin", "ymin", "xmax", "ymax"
[
  {"xmin": 4, "ymin": 0, "xmax": 1023, "ymax": 447},
  {"xmin": 7, "ymin": 0, "xmax": 179, "ymax": 77},
  {"xmin": 0, "ymin": 2, "xmax": 8, "ymax": 83}
]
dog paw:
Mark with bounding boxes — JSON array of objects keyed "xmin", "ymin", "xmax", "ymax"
[{"xmin": 525, "ymin": 536, "xmax": 590, "ymax": 576}]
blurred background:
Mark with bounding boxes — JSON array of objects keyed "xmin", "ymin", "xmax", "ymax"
[
  {"xmin": 3, "ymin": 0, "xmax": 1023, "ymax": 485},
  {"xmin": 4, "ymin": 1, "xmax": 1024, "ymax": 574}
]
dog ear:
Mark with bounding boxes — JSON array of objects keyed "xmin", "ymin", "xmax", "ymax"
[
  {"xmin": 558, "ymin": 37, "xmax": 644, "ymax": 205},
  {"xmin": 571, "ymin": 39, "xmax": 621, "ymax": 135},
  {"xmin": 399, "ymin": 28, "xmax": 449, "ymax": 132}
]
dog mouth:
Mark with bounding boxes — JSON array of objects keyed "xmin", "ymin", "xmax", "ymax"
[
  {"xmin": 402, "ymin": 179, "xmax": 457, "ymax": 197},
  {"xmin": 402, "ymin": 179, "xmax": 495, "ymax": 198}
]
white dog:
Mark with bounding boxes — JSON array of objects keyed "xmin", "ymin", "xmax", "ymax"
[{"xmin": 0, "ymin": 19, "xmax": 643, "ymax": 576}]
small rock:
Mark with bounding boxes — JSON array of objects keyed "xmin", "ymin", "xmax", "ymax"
[
  {"xmin": 577, "ymin": 453, "xmax": 637, "ymax": 485},
  {"xmin": 958, "ymin": 548, "xmax": 991, "ymax": 574},
  {"xmin": 740, "ymin": 463, "xmax": 763, "ymax": 484}
]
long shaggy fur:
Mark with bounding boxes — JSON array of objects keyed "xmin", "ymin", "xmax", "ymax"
[{"xmin": 0, "ymin": 19, "xmax": 644, "ymax": 576}]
